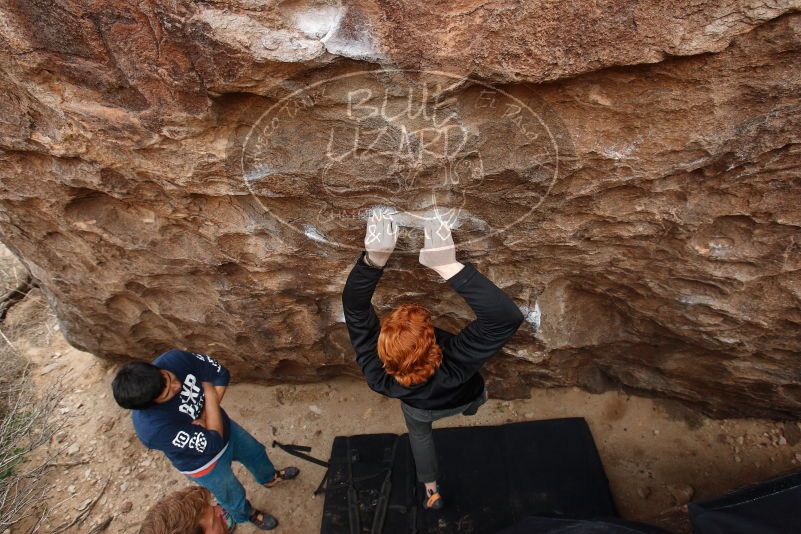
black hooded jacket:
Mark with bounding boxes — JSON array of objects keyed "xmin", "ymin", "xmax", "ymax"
[{"xmin": 342, "ymin": 252, "xmax": 525, "ymax": 410}]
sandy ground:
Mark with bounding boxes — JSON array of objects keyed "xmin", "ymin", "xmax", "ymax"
[{"xmin": 3, "ymin": 287, "xmax": 801, "ymax": 533}]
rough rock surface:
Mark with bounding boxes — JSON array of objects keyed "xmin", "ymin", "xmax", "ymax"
[{"xmin": 0, "ymin": 1, "xmax": 800, "ymax": 418}]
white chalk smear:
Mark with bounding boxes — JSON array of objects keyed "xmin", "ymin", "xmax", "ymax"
[
  {"xmin": 303, "ymin": 224, "xmax": 328, "ymax": 243},
  {"xmin": 320, "ymin": 7, "xmax": 385, "ymax": 61},
  {"xmin": 603, "ymin": 145, "xmax": 634, "ymax": 161},
  {"xmin": 602, "ymin": 136, "xmax": 643, "ymax": 161},
  {"xmin": 678, "ymin": 295, "xmax": 716, "ymax": 306},
  {"xmin": 519, "ymin": 302, "xmax": 541, "ymax": 333},
  {"xmin": 244, "ymin": 164, "xmax": 273, "ymax": 182},
  {"xmin": 293, "ymin": 5, "xmax": 342, "ymax": 39}
]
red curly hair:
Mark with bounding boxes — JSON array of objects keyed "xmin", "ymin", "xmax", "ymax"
[{"xmin": 378, "ymin": 304, "xmax": 442, "ymax": 386}]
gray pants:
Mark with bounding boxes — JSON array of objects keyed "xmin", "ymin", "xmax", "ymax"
[{"xmin": 401, "ymin": 389, "xmax": 488, "ymax": 483}]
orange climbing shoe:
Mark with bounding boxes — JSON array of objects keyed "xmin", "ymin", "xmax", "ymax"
[
  {"xmin": 425, "ymin": 490, "xmax": 445, "ymax": 510},
  {"xmin": 264, "ymin": 466, "xmax": 300, "ymax": 488}
]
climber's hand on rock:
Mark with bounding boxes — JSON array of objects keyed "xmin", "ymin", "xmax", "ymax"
[
  {"xmin": 419, "ymin": 218, "xmax": 463, "ymax": 280},
  {"xmin": 364, "ymin": 209, "xmax": 398, "ymax": 268}
]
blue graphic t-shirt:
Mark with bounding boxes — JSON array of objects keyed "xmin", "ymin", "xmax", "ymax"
[{"xmin": 132, "ymin": 349, "xmax": 232, "ymax": 476}]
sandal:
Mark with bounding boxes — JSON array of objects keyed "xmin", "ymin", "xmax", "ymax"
[
  {"xmin": 264, "ymin": 466, "xmax": 300, "ymax": 488},
  {"xmin": 249, "ymin": 509, "xmax": 278, "ymax": 530},
  {"xmin": 425, "ymin": 490, "xmax": 445, "ymax": 510},
  {"xmin": 221, "ymin": 508, "xmax": 237, "ymax": 533}
]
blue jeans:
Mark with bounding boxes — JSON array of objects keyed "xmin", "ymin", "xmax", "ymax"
[{"xmin": 190, "ymin": 420, "xmax": 276, "ymax": 523}]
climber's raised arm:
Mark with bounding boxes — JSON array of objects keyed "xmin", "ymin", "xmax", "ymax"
[
  {"xmin": 342, "ymin": 210, "xmax": 398, "ymax": 386},
  {"xmin": 419, "ymin": 218, "xmax": 525, "ymax": 383}
]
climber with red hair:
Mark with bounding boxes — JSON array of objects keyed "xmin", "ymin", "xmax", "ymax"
[{"xmin": 342, "ymin": 209, "xmax": 524, "ymax": 510}]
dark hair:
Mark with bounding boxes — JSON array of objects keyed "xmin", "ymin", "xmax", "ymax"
[{"xmin": 112, "ymin": 362, "xmax": 166, "ymax": 409}]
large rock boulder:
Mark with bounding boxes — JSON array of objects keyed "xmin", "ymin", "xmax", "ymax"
[{"xmin": 0, "ymin": 0, "xmax": 799, "ymax": 418}]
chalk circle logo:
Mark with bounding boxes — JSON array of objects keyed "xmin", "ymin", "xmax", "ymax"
[{"xmin": 237, "ymin": 69, "xmax": 573, "ymax": 252}]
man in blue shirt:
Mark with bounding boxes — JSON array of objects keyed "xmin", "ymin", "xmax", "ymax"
[{"xmin": 112, "ymin": 349, "xmax": 299, "ymax": 531}]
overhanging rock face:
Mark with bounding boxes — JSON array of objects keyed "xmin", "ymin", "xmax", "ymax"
[{"xmin": 0, "ymin": 1, "xmax": 800, "ymax": 418}]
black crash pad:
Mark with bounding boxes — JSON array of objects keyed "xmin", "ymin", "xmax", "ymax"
[
  {"xmin": 688, "ymin": 470, "xmax": 801, "ymax": 534},
  {"xmin": 320, "ymin": 418, "xmax": 619, "ymax": 534},
  {"xmin": 496, "ymin": 516, "xmax": 672, "ymax": 533}
]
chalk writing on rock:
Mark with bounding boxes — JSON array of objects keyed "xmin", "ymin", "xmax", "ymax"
[{"xmin": 235, "ymin": 69, "xmax": 574, "ymax": 252}]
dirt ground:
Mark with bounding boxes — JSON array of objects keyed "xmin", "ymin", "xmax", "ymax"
[{"xmin": 2, "ymin": 263, "xmax": 801, "ymax": 533}]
